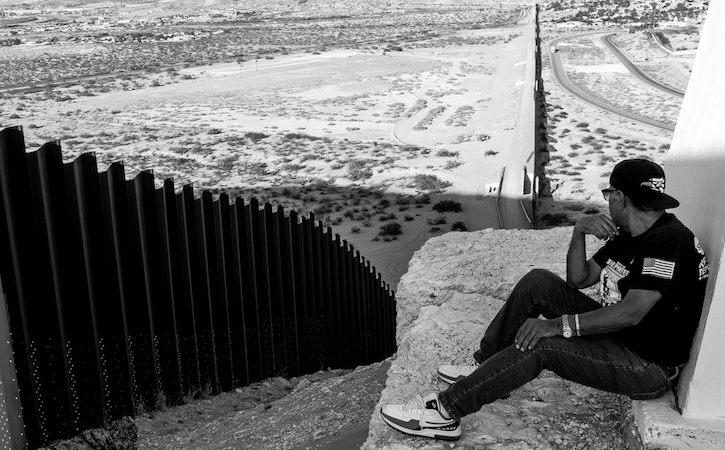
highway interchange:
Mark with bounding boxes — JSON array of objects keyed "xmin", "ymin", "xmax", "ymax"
[{"xmin": 547, "ymin": 32, "xmax": 681, "ymax": 132}]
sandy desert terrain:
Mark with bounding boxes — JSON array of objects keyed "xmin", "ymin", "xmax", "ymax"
[
  {"xmin": 2, "ymin": 3, "xmax": 534, "ymax": 290},
  {"xmin": 0, "ymin": 1, "xmax": 699, "ymax": 292}
]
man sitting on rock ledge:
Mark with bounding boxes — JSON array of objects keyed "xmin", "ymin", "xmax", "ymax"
[{"xmin": 381, "ymin": 158, "xmax": 709, "ymax": 441}]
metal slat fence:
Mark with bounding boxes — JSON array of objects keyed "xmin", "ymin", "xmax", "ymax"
[{"xmin": 0, "ymin": 126, "xmax": 396, "ymax": 448}]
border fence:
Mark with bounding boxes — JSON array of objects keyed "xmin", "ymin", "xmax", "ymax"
[{"xmin": 0, "ymin": 126, "xmax": 396, "ymax": 448}]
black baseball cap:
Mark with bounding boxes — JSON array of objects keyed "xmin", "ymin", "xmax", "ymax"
[{"xmin": 609, "ymin": 159, "xmax": 679, "ymax": 209}]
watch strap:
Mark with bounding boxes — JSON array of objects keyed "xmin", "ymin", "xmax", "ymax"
[{"xmin": 562, "ymin": 314, "xmax": 573, "ymax": 338}]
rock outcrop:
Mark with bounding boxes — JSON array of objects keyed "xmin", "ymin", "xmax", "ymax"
[{"xmin": 364, "ymin": 227, "xmax": 632, "ymax": 449}]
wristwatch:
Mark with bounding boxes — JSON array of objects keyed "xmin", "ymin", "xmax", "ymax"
[{"xmin": 562, "ymin": 314, "xmax": 573, "ymax": 339}]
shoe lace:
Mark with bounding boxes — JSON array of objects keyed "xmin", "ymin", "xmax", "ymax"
[
  {"xmin": 401, "ymin": 395, "xmax": 425, "ymax": 414},
  {"xmin": 453, "ymin": 361, "xmax": 478, "ymax": 371}
]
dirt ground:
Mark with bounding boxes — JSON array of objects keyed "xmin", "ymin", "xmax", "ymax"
[{"xmin": 135, "ymin": 360, "xmax": 391, "ymax": 450}]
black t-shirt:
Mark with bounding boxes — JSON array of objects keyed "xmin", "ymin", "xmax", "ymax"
[{"xmin": 592, "ymin": 213, "xmax": 709, "ymax": 366}]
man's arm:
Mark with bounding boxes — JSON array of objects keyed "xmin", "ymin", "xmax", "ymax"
[
  {"xmin": 567, "ymin": 215, "xmax": 618, "ymax": 288},
  {"xmin": 576, "ymin": 288, "xmax": 661, "ymax": 334},
  {"xmin": 515, "ymin": 288, "xmax": 662, "ymax": 351}
]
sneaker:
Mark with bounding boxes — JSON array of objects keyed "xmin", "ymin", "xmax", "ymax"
[
  {"xmin": 380, "ymin": 393, "xmax": 461, "ymax": 440},
  {"xmin": 437, "ymin": 361, "xmax": 478, "ymax": 384}
]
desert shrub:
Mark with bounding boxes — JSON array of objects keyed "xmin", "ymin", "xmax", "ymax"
[
  {"xmin": 245, "ymin": 162, "xmax": 268, "ymax": 175},
  {"xmin": 281, "ymin": 163, "xmax": 304, "ymax": 172},
  {"xmin": 207, "ymin": 128, "xmax": 222, "ymax": 135},
  {"xmin": 378, "ymin": 222, "xmax": 402, "ymax": 236},
  {"xmin": 411, "ymin": 174, "xmax": 451, "ymax": 192},
  {"xmin": 451, "ymin": 221, "xmax": 468, "ymax": 231},
  {"xmin": 484, "ymin": 150, "xmax": 498, "ymax": 156},
  {"xmin": 351, "ymin": 226, "xmax": 361, "ymax": 234},
  {"xmin": 598, "ymin": 155, "xmax": 615, "ymax": 166},
  {"xmin": 654, "ymin": 31, "xmax": 670, "ymax": 47},
  {"xmin": 245, "ymin": 131, "xmax": 268, "ymax": 142},
  {"xmin": 594, "ymin": 127, "xmax": 607, "ymax": 134},
  {"xmin": 432, "ymin": 199, "xmax": 462, "ymax": 213},
  {"xmin": 283, "ymin": 132, "xmax": 320, "ymax": 141},
  {"xmin": 415, "ymin": 194, "xmax": 431, "ymax": 204},
  {"xmin": 314, "ymin": 204, "xmax": 332, "ymax": 215},
  {"xmin": 436, "ymin": 149, "xmax": 459, "ymax": 157},
  {"xmin": 379, "ymin": 213, "xmax": 397, "ymax": 221},
  {"xmin": 570, "ymin": 143, "xmax": 581, "ymax": 150},
  {"xmin": 427, "ymin": 215, "xmax": 447, "ymax": 225},
  {"xmin": 404, "ymin": 214, "xmax": 414, "ymax": 221},
  {"xmin": 575, "ymin": 122, "xmax": 589, "ymax": 128},
  {"xmin": 584, "ymin": 208, "xmax": 599, "ymax": 215},
  {"xmin": 347, "ymin": 159, "xmax": 373, "ymax": 181}
]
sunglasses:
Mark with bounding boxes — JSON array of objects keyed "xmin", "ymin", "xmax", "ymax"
[{"xmin": 602, "ymin": 188, "xmax": 617, "ymax": 201}]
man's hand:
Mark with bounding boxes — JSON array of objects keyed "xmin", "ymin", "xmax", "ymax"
[
  {"xmin": 515, "ymin": 318, "xmax": 560, "ymax": 352},
  {"xmin": 574, "ymin": 214, "xmax": 619, "ymax": 241}
]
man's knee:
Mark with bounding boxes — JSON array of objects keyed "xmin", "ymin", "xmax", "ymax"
[{"xmin": 517, "ymin": 269, "xmax": 564, "ymax": 289}]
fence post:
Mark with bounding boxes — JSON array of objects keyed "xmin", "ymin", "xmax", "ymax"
[
  {"xmin": 320, "ymin": 226, "xmax": 334, "ymax": 367},
  {"xmin": 291, "ymin": 212, "xmax": 313, "ymax": 375},
  {"xmin": 281, "ymin": 208, "xmax": 301, "ymax": 377},
  {"xmin": 156, "ymin": 179, "xmax": 194, "ymax": 401},
  {"xmin": 232, "ymin": 198, "xmax": 261, "ymax": 384},
  {"xmin": 302, "ymin": 216, "xmax": 320, "ymax": 369},
  {"xmin": 193, "ymin": 191, "xmax": 220, "ymax": 395},
  {"xmin": 0, "ymin": 127, "xmax": 73, "ymax": 445},
  {"xmin": 0, "ymin": 277, "xmax": 25, "ymax": 449},
  {"xmin": 344, "ymin": 241, "xmax": 356, "ymax": 366},
  {"xmin": 263, "ymin": 204, "xmax": 287, "ymax": 377},
  {"xmin": 246, "ymin": 198, "xmax": 275, "ymax": 380}
]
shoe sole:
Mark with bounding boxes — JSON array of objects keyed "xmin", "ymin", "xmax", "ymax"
[{"xmin": 380, "ymin": 409, "xmax": 461, "ymax": 441}]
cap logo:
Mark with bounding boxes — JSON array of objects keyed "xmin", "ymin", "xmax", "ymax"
[{"xmin": 640, "ymin": 177, "xmax": 665, "ymax": 194}]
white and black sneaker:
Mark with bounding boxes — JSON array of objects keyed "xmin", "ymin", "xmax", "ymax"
[
  {"xmin": 437, "ymin": 361, "xmax": 478, "ymax": 384},
  {"xmin": 380, "ymin": 393, "xmax": 461, "ymax": 440}
]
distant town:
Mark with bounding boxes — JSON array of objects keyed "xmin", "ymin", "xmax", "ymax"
[{"xmin": 541, "ymin": 0, "xmax": 708, "ymax": 28}]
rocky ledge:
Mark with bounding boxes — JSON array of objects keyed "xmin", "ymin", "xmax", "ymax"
[{"xmin": 363, "ymin": 227, "xmax": 641, "ymax": 450}]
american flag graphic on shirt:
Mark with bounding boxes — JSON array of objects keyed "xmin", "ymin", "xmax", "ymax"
[{"xmin": 642, "ymin": 258, "xmax": 675, "ymax": 279}]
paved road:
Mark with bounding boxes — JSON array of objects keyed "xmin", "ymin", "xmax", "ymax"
[
  {"xmin": 548, "ymin": 33, "xmax": 676, "ymax": 132},
  {"xmin": 496, "ymin": 8, "xmax": 537, "ymax": 230},
  {"xmin": 600, "ymin": 33, "xmax": 684, "ymax": 98}
]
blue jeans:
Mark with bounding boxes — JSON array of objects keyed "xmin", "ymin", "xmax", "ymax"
[{"xmin": 438, "ymin": 269, "xmax": 677, "ymax": 420}]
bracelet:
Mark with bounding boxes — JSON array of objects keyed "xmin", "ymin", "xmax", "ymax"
[{"xmin": 574, "ymin": 313, "xmax": 581, "ymax": 336}]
